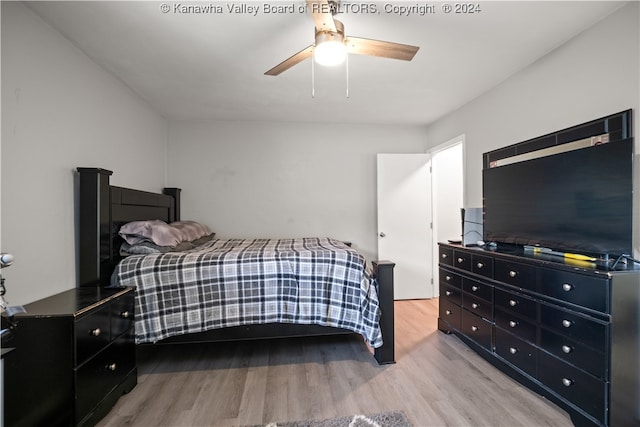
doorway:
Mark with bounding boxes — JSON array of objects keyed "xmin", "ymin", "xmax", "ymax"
[{"xmin": 430, "ymin": 136, "xmax": 464, "ymax": 297}]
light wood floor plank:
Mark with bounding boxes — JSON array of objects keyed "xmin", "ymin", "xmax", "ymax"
[{"xmin": 98, "ymin": 299, "xmax": 574, "ymax": 427}]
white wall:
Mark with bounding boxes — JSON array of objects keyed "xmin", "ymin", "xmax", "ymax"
[
  {"xmin": 424, "ymin": 2, "xmax": 640, "ymax": 255},
  {"xmin": 0, "ymin": 2, "xmax": 167, "ymax": 305},
  {"xmin": 167, "ymin": 120, "xmax": 426, "ymax": 261}
]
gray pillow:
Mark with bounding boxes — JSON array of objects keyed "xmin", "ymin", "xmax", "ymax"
[{"xmin": 118, "ymin": 220, "xmax": 183, "ymax": 247}]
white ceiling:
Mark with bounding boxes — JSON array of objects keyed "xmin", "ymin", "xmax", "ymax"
[{"xmin": 27, "ymin": 1, "xmax": 626, "ymax": 126}]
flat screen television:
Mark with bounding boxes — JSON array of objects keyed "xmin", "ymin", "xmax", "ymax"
[{"xmin": 483, "ymin": 137, "xmax": 634, "ymax": 257}]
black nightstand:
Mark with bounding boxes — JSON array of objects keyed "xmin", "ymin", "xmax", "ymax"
[{"xmin": 3, "ymin": 287, "xmax": 137, "ymax": 427}]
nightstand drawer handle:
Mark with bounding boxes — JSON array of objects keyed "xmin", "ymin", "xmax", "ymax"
[
  {"xmin": 509, "ymin": 320, "xmax": 518, "ymax": 328},
  {"xmin": 561, "ymin": 345, "xmax": 573, "ymax": 354},
  {"xmin": 106, "ymin": 363, "xmax": 117, "ymax": 371},
  {"xmin": 471, "ymin": 326, "xmax": 479, "ymax": 332},
  {"xmin": 562, "ymin": 283, "xmax": 573, "ymax": 292},
  {"xmin": 121, "ymin": 311, "xmax": 131, "ymax": 319},
  {"xmin": 471, "ymin": 285, "xmax": 479, "ymax": 292},
  {"xmin": 472, "ymin": 303, "xmax": 479, "ymax": 309},
  {"xmin": 90, "ymin": 328, "xmax": 101, "ymax": 337},
  {"xmin": 509, "ymin": 270, "xmax": 517, "ymax": 278},
  {"xmin": 562, "ymin": 319, "xmax": 573, "ymax": 328},
  {"xmin": 562, "ymin": 378, "xmax": 573, "ymax": 387},
  {"xmin": 509, "ymin": 299, "xmax": 518, "ymax": 307},
  {"xmin": 509, "ymin": 347, "xmax": 518, "ymax": 355},
  {"xmin": 445, "ymin": 310, "xmax": 452, "ymax": 315},
  {"xmin": 476, "ymin": 262, "xmax": 484, "ymax": 269}
]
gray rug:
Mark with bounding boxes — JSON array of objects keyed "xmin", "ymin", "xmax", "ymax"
[{"xmin": 254, "ymin": 411, "xmax": 411, "ymax": 427}]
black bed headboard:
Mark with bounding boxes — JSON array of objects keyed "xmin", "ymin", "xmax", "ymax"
[{"xmin": 76, "ymin": 168, "xmax": 181, "ymax": 287}]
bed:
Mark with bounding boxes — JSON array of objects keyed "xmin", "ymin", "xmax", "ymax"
[{"xmin": 76, "ymin": 167, "xmax": 395, "ymax": 364}]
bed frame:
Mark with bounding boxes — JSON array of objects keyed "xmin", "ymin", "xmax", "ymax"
[{"xmin": 76, "ymin": 167, "xmax": 396, "ymax": 364}]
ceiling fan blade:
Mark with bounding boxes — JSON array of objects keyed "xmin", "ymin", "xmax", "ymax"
[
  {"xmin": 264, "ymin": 45, "xmax": 314, "ymax": 76},
  {"xmin": 346, "ymin": 37, "xmax": 419, "ymax": 61},
  {"xmin": 306, "ymin": 0, "xmax": 337, "ymax": 32}
]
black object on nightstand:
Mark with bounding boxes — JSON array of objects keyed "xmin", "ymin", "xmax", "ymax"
[{"xmin": 3, "ymin": 287, "xmax": 137, "ymax": 427}]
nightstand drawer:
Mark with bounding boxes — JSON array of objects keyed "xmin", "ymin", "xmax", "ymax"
[
  {"xmin": 111, "ymin": 292, "xmax": 134, "ymax": 338},
  {"xmin": 75, "ymin": 335, "xmax": 135, "ymax": 423},
  {"xmin": 75, "ymin": 305, "xmax": 111, "ymax": 365}
]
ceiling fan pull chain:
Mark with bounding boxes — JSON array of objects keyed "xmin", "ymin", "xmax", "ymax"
[
  {"xmin": 311, "ymin": 51, "xmax": 315, "ymax": 98},
  {"xmin": 346, "ymin": 53, "xmax": 349, "ymax": 98}
]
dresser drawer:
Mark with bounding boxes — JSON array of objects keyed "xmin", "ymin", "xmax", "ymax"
[
  {"xmin": 494, "ymin": 288, "xmax": 537, "ymax": 320},
  {"xmin": 111, "ymin": 291, "xmax": 135, "ymax": 338},
  {"xmin": 463, "ymin": 277, "xmax": 493, "ymax": 303},
  {"xmin": 453, "ymin": 250, "xmax": 472, "ymax": 271},
  {"xmin": 439, "ymin": 298, "xmax": 462, "ymax": 331},
  {"xmin": 439, "ymin": 268, "xmax": 462, "ymax": 289},
  {"xmin": 495, "ymin": 308, "xmax": 537, "ymax": 343},
  {"xmin": 439, "ymin": 247, "xmax": 454, "ymax": 266},
  {"xmin": 75, "ymin": 335, "xmax": 135, "ymax": 423},
  {"xmin": 495, "ymin": 327, "xmax": 537, "ymax": 378},
  {"xmin": 441, "ymin": 283, "xmax": 462, "ymax": 306},
  {"xmin": 540, "ymin": 328, "xmax": 606, "ymax": 379},
  {"xmin": 472, "ymin": 254, "xmax": 494, "ymax": 278},
  {"xmin": 494, "ymin": 260, "xmax": 537, "ymax": 292},
  {"xmin": 540, "ymin": 269, "xmax": 610, "ymax": 314},
  {"xmin": 462, "ymin": 293, "xmax": 492, "ymax": 321},
  {"xmin": 461, "ymin": 310, "xmax": 492, "ymax": 350},
  {"xmin": 540, "ymin": 304, "xmax": 608, "ymax": 352},
  {"xmin": 539, "ymin": 351, "xmax": 606, "ymax": 424},
  {"xmin": 75, "ymin": 305, "xmax": 111, "ymax": 366}
]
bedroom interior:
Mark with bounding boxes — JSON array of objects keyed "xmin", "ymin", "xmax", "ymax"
[{"xmin": 1, "ymin": 1, "xmax": 639, "ymax": 427}]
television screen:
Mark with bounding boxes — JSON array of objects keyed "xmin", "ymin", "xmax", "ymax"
[{"xmin": 483, "ymin": 138, "xmax": 633, "ymax": 256}]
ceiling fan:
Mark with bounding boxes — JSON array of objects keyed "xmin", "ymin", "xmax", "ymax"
[{"xmin": 265, "ymin": 0, "xmax": 420, "ymax": 76}]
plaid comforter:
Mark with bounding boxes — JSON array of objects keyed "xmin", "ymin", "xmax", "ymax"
[{"xmin": 112, "ymin": 237, "xmax": 383, "ymax": 347}]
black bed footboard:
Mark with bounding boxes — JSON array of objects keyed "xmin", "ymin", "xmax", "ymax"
[{"xmin": 372, "ymin": 260, "xmax": 395, "ymax": 364}]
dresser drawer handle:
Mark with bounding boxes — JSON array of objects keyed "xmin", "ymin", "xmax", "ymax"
[
  {"xmin": 106, "ymin": 363, "xmax": 117, "ymax": 371},
  {"xmin": 509, "ymin": 347, "xmax": 518, "ymax": 355},
  {"xmin": 472, "ymin": 303, "xmax": 480, "ymax": 309},
  {"xmin": 562, "ymin": 378, "xmax": 574, "ymax": 387},
  {"xmin": 457, "ymin": 257, "xmax": 464, "ymax": 264},
  {"xmin": 476, "ymin": 262, "xmax": 484, "ymax": 269},
  {"xmin": 441, "ymin": 253, "xmax": 448, "ymax": 259},
  {"xmin": 509, "ymin": 299, "xmax": 518, "ymax": 307},
  {"xmin": 509, "ymin": 270, "xmax": 517, "ymax": 278},
  {"xmin": 90, "ymin": 328, "xmax": 101, "ymax": 337},
  {"xmin": 509, "ymin": 320, "xmax": 518, "ymax": 328},
  {"xmin": 562, "ymin": 319, "xmax": 573, "ymax": 328},
  {"xmin": 445, "ymin": 309, "xmax": 452, "ymax": 315},
  {"xmin": 445, "ymin": 290, "xmax": 452, "ymax": 297},
  {"xmin": 561, "ymin": 345, "xmax": 573, "ymax": 354},
  {"xmin": 471, "ymin": 285, "xmax": 479, "ymax": 292},
  {"xmin": 562, "ymin": 283, "xmax": 573, "ymax": 292},
  {"xmin": 121, "ymin": 311, "xmax": 131, "ymax": 319},
  {"xmin": 471, "ymin": 326, "xmax": 479, "ymax": 332}
]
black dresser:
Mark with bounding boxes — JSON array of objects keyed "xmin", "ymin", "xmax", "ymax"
[
  {"xmin": 3, "ymin": 287, "xmax": 137, "ymax": 427},
  {"xmin": 438, "ymin": 243, "xmax": 640, "ymax": 427}
]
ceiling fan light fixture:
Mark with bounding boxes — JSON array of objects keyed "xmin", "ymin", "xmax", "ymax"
[{"xmin": 314, "ymin": 40, "xmax": 346, "ymax": 66}]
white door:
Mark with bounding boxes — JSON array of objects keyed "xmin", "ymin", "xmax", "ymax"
[{"xmin": 377, "ymin": 153, "xmax": 433, "ymax": 300}]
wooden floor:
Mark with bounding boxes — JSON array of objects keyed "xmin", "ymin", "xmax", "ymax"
[{"xmin": 98, "ymin": 299, "xmax": 573, "ymax": 427}]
